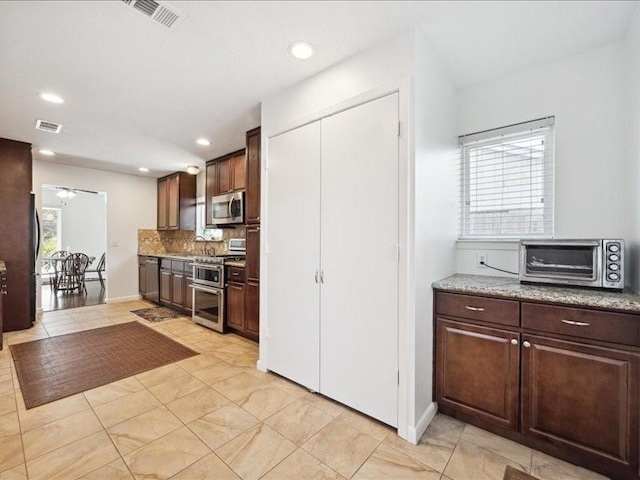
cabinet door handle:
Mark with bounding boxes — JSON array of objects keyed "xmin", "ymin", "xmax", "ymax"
[
  {"xmin": 510, "ymin": 339, "xmax": 518, "ymax": 345},
  {"xmin": 315, "ymin": 271, "xmax": 319, "ymax": 284},
  {"xmin": 561, "ymin": 319, "xmax": 590, "ymax": 326},
  {"xmin": 464, "ymin": 306, "xmax": 485, "ymax": 312},
  {"xmin": 523, "ymin": 341, "xmax": 531, "ymax": 348},
  {"xmin": 320, "ymin": 270, "xmax": 324, "ymax": 283}
]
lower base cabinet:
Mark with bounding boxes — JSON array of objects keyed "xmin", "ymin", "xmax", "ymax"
[
  {"xmin": 226, "ymin": 281, "xmax": 245, "ymax": 331},
  {"xmin": 436, "ymin": 319, "xmax": 519, "ymax": 431},
  {"xmin": 435, "ymin": 291, "xmax": 640, "ymax": 480},
  {"xmin": 245, "ymin": 281, "xmax": 259, "ymax": 337},
  {"xmin": 156, "ymin": 258, "xmax": 192, "ymax": 315},
  {"xmin": 521, "ymin": 334, "xmax": 639, "ymax": 471}
]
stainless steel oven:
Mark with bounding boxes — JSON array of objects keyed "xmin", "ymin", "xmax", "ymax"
[{"xmin": 192, "ymin": 261, "xmax": 225, "ymax": 332}]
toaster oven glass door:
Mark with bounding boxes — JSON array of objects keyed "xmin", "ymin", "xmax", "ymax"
[{"xmin": 523, "ymin": 245, "xmax": 597, "ymax": 280}]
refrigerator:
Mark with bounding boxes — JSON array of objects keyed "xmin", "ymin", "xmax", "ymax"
[
  {"xmin": 0, "ymin": 138, "xmax": 36, "ymax": 331},
  {"xmin": 30, "ymin": 192, "xmax": 39, "ymax": 327}
]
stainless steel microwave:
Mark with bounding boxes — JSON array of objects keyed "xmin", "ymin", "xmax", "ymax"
[
  {"xmin": 519, "ymin": 239, "xmax": 624, "ymax": 290},
  {"xmin": 211, "ymin": 191, "xmax": 244, "ymax": 226}
]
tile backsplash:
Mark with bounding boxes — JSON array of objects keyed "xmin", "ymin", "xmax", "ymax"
[{"xmin": 138, "ymin": 228, "xmax": 245, "ymax": 256}]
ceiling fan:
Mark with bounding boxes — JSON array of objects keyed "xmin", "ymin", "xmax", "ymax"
[{"xmin": 50, "ymin": 186, "xmax": 100, "ymax": 198}]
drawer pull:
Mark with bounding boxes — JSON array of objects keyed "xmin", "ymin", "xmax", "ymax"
[
  {"xmin": 523, "ymin": 341, "xmax": 531, "ymax": 348},
  {"xmin": 464, "ymin": 306, "xmax": 485, "ymax": 312},
  {"xmin": 510, "ymin": 339, "xmax": 518, "ymax": 345},
  {"xmin": 561, "ymin": 319, "xmax": 590, "ymax": 327}
]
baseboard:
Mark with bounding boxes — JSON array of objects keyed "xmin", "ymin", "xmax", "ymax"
[
  {"xmin": 256, "ymin": 359, "xmax": 267, "ymax": 373},
  {"xmin": 406, "ymin": 402, "xmax": 438, "ymax": 444},
  {"xmin": 106, "ymin": 295, "xmax": 142, "ymax": 304}
]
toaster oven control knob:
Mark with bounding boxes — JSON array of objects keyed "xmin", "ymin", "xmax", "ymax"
[
  {"xmin": 608, "ymin": 244, "xmax": 620, "ymax": 253},
  {"xmin": 607, "ymin": 272, "xmax": 620, "ymax": 281},
  {"xmin": 609, "ymin": 254, "xmax": 620, "ymax": 262},
  {"xmin": 609, "ymin": 264, "xmax": 620, "ymax": 271}
]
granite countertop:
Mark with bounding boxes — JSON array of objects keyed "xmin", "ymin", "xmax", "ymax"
[
  {"xmin": 225, "ymin": 260, "xmax": 246, "ymax": 268},
  {"xmin": 138, "ymin": 253, "xmax": 198, "ymax": 261},
  {"xmin": 0, "ymin": 260, "xmax": 5, "ymax": 273},
  {"xmin": 432, "ymin": 274, "xmax": 640, "ymax": 313}
]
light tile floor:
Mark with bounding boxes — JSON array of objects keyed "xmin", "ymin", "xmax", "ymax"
[{"xmin": 0, "ymin": 300, "xmax": 610, "ymax": 480}]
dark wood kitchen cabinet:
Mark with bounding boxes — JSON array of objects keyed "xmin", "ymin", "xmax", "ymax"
[
  {"xmin": 157, "ymin": 172, "xmax": 196, "ymax": 230},
  {"xmin": 226, "ymin": 266, "xmax": 246, "ymax": 331},
  {"xmin": 521, "ymin": 334, "xmax": 638, "ymax": 471},
  {"xmin": 0, "ymin": 138, "xmax": 33, "ymax": 332},
  {"xmin": 227, "ymin": 282, "xmax": 245, "ymax": 331},
  {"xmin": 245, "ymin": 127, "xmax": 261, "ymax": 224},
  {"xmin": 244, "ymin": 225, "xmax": 260, "ymax": 341},
  {"xmin": 434, "ymin": 290, "xmax": 640, "ymax": 480},
  {"xmin": 0, "ymin": 269, "xmax": 5, "ymax": 350},
  {"xmin": 138, "ymin": 257, "xmax": 146, "ymax": 295},
  {"xmin": 436, "ymin": 318, "xmax": 519, "ymax": 431},
  {"xmin": 160, "ymin": 268, "xmax": 172, "ymax": 304},
  {"xmin": 159, "ymin": 259, "xmax": 192, "ymax": 314}
]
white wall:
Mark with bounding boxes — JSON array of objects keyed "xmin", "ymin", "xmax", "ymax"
[
  {"xmin": 34, "ymin": 161, "xmax": 157, "ymax": 303},
  {"xmin": 412, "ymin": 28, "xmax": 458, "ymax": 437},
  {"xmin": 262, "ymin": 33, "xmax": 415, "ymax": 137},
  {"xmin": 41, "ymin": 187, "xmax": 107, "ymax": 264},
  {"xmin": 457, "ymin": 42, "xmax": 629, "ymax": 277},
  {"xmin": 626, "ymin": 6, "xmax": 640, "ymax": 292},
  {"xmin": 261, "ymin": 29, "xmax": 458, "ymax": 443}
]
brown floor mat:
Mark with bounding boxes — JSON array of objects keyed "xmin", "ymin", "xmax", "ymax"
[
  {"xmin": 503, "ymin": 466, "xmax": 538, "ymax": 480},
  {"xmin": 130, "ymin": 306, "xmax": 184, "ymax": 322},
  {"xmin": 10, "ymin": 322, "xmax": 198, "ymax": 409}
]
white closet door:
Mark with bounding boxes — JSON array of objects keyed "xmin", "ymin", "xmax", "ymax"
[
  {"xmin": 266, "ymin": 121, "xmax": 322, "ymax": 391},
  {"xmin": 320, "ymin": 93, "xmax": 399, "ymax": 426}
]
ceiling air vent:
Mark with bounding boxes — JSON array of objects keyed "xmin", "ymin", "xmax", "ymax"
[
  {"xmin": 121, "ymin": 0, "xmax": 183, "ymax": 30},
  {"xmin": 35, "ymin": 119, "xmax": 62, "ymax": 134}
]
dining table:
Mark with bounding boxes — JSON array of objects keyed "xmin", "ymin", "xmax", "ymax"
[{"xmin": 41, "ymin": 254, "xmax": 95, "ymax": 292}]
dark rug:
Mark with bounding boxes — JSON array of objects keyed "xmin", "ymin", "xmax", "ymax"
[
  {"xmin": 10, "ymin": 322, "xmax": 198, "ymax": 409},
  {"xmin": 130, "ymin": 306, "xmax": 184, "ymax": 322},
  {"xmin": 503, "ymin": 466, "xmax": 537, "ymax": 480}
]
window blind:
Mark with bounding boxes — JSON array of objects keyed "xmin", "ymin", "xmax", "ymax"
[{"xmin": 458, "ymin": 117, "xmax": 555, "ymax": 239}]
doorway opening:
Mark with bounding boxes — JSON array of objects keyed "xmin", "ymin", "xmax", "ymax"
[{"xmin": 41, "ymin": 184, "xmax": 107, "ymax": 312}]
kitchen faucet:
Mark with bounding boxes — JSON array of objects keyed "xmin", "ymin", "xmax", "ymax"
[{"xmin": 192, "ymin": 235, "xmax": 213, "ymax": 256}]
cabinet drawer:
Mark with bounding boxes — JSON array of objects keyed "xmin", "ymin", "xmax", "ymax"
[
  {"xmin": 170, "ymin": 260, "xmax": 184, "ymax": 272},
  {"xmin": 522, "ymin": 303, "xmax": 640, "ymax": 346},
  {"xmin": 436, "ymin": 292, "xmax": 519, "ymax": 327},
  {"xmin": 227, "ymin": 267, "xmax": 245, "ymax": 282}
]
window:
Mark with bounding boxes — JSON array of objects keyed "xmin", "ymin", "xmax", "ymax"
[
  {"xmin": 41, "ymin": 207, "xmax": 62, "ymax": 257},
  {"xmin": 195, "ymin": 196, "xmax": 222, "ymax": 241},
  {"xmin": 458, "ymin": 117, "xmax": 555, "ymax": 239}
]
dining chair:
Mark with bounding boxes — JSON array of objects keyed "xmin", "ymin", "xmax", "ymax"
[
  {"xmin": 57, "ymin": 253, "xmax": 90, "ymax": 294},
  {"xmin": 85, "ymin": 252, "xmax": 106, "ymax": 289},
  {"xmin": 48, "ymin": 250, "xmax": 69, "ymax": 293}
]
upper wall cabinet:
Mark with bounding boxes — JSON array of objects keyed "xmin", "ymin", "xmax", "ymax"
[
  {"xmin": 157, "ymin": 172, "xmax": 196, "ymax": 230},
  {"xmin": 205, "ymin": 149, "xmax": 246, "ymax": 227},
  {"xmin": 245, "ymin": 127, "xmax": 261, "ymax": 225}
]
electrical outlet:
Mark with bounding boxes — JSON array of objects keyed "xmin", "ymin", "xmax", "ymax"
[{"xmin": 477, "ymin": 253, "xmax": 488, "ymax": 268}]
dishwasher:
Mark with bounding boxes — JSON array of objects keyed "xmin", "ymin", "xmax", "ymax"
[{"xmin": 145, "ymin": 257, "xmax": 159, "ymax": 303}]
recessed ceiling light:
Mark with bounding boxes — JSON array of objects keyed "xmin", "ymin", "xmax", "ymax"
[
  {"xmin": 39, "ymin": 149, "xmax": 55, "ymax": 156},
  {"xmin": 39, "ymin": 92, "xmax": 65, "ymax": 104},
  {"xmin": 196, "ymin": 138, "xmax": 211, "ymax": 146},
  {"xmin": 288, "ymin": 41, "xmax": 315, "ymax": 60},
  {"xmin": 138, "ymin": 167, "xmax": 149, "ymax": 173}
]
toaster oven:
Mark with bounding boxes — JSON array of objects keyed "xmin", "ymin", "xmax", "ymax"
[{"xmin": 519, "ymin": 239, "xmax": 624, "ymax": 290}]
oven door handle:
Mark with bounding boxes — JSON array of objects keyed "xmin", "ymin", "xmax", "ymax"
[{"xmin": 192, "ymin": 284, "xmax": 223, "ymax": 295}]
